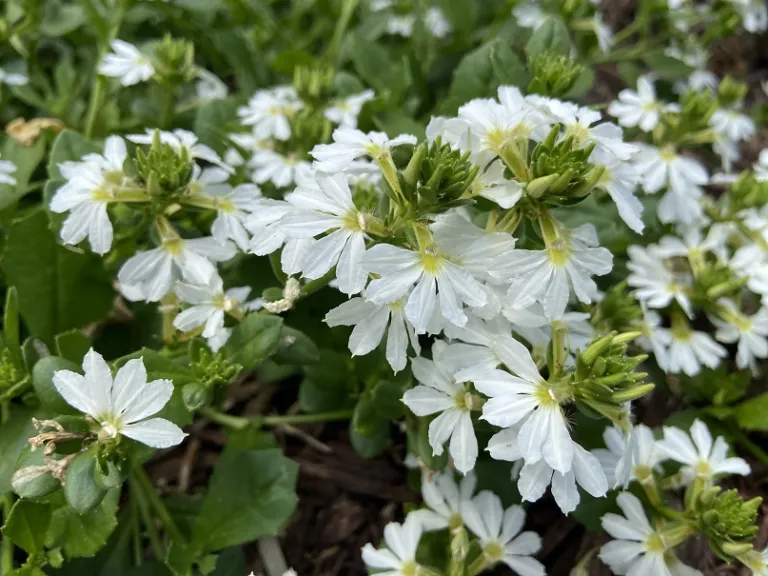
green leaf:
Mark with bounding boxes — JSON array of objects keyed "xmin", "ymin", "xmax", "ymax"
[
  {"xmin": 45, "ymin": 488, "xmax": 120, "ymax": 559},
  {"xmin": 2, "ymin": 500, "xmax": 52, "ymax": 553},
  {"xmin": 4, "ymin": 286, "xmax": 22, "ymax": 367},
  {"xmin": 349, "ymin": 34, "xmax": 405, "ymax": 98},
  {"xmin": 441, "ymin": 40, "xmax": 509, "ymax": 114},
  {"xmin": 55, "ymin": 330, "xmax": 91, "ymax": 364},
  {"xmin": 349, "ymin": 420, "xmax": 389, "ymax": 459},
  {"xmin": 222, "ymin": 314, "xmax": 283, "ymax": 371},
  {"xmin": 64, "ymin": 447, "xmax": 107, "ymax": 514},
  {"xmin": 32, "ymin": 356, "xmax": 80, "ymax": 415},
  {"xmin": 373, "ymin": 113, "xmax": 425, "ymax": 141},
  {"xmin": 438, "ymin": 0, "xmax": 478, "ymax": 32},
  {"xmin": 0, "ymin": 209, "xmax": 115, "ymax": 345},
  {"xmin": 733, "ymin": 393, "xmax": 768, "ymax": 431},
  {"xmin": 47, "ymin": 130, "xmax": 101, "ymax": 181},
  {"xmin": 40, "ymin": 0, "xmax": 87, "ymax": 36},
  {"xmin": 11, "ymin": 446, "xmax": 60, "ymax": 499},
  {"xmin": 0, "ymin": 137, "xmax": 47, "ymax": 210},
  {"xmin": 298, "ymin": 378, "xmax": 351, "ymax": 413},
  {"xmin": 191, "ymin": 447, "xmax": 298, "ymax": 552},
  {"xmin": 8, "ymin": 566, "xmax": 47, "ymax": 576},
  {"xmin": 642, "ymin": 53, "xmax": 693, "ymax": 81},
  {"xmin": 273, "ymin": 325, "xmax": 320, "ymax": 365},
  {"xmin": 0, "ymin": 406, "xmax": 40, "ymax": 493},
  {"xmin": 525, "ymin": 17, "xmax": 571, "ymax": 60},
  {"xmin": 489, "ymin": 42, "xmax": 528, "ymax": 86},
  {"xmin": 194, "ymin": 99, "xmax": 239, "ymax": 156},
  {"xmin": 371, "ymin": 379, "xmax": 407, "ymax": 420}
]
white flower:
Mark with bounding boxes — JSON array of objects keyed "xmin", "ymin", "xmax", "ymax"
[
  {"xmin": 195, "ymin": 68, "xmax": 228, "ymax": 101},
  {"xmin": 467, "ymin": 336, "xmax": 575, "ymax": 473},
  {"xmin": 710, "ymin": 108, "xmax": 756, "ymax": 143},
  {"xmin": 731, "ymin": 0, "xmax": 768, "ymax": 32},
  {"xmin": 461, "ymin": 491, "xmax": 545, "ymax": 575},
  {"xmin": 593, "ymin": 13, "xmax": 613, "ymax": 53},
  {"xmin": 386, "ymin": 14, "xmax": 416, "ymax": 36},
  {"xmin": 402, "ymin": 341, "xmax": 478, "ymax": 473},
  {"xmin": 557, "ymin": 106, "xmax": 636, "ymax": 164},
  {"xmin": 600, "ymin": 492, "xmax": 700, "ymax": 576},
  {"xmin": 128, "ymin": 129, "xmax": 231, "ymax": 172},
  {"xmin": 49, "ymin": 136, "xmax": 130, "ymax": 255},
  {"xmin": 631, "ymin": 144, "xmax": 707, "ymax": 225},
  {"xmin": 361, "ymin": 515, "xmax": 425, "ymax": 576},
  {"xmin": 274, "ymin": 172, "xmax": 370, "ymax": 295},
  {"xmin": 608, "ymin": 76, "xmax": 668, "ymax": 132},
  {"xmin": 173, "ymin": 276, "xmax": 250, "ymax": 350},
  {"xmin": 512, "ymin": 1, "xmax": 547, "ymax": 28},
  {"xmin": 425, "ymin": 7, "xmax": 452, "ymax": 37},
  {"xmin": 494, "ymin": 223, "xmax": 613, "ymax": 320},
  {"xmin": 489, "ymin": 428, "xmax": 608, "ymax": 514},
  {"xmin": 0, "ymin": 68, "xmax": 28, "ymax": 86},
  {"xmin": 324, "ymin": 296, "xmax": 420, "ymax": 373},
  {"xmin": 654, "ymin": 324, "xmax": 727, "ymax": 376},
  {"xmin": 250, "ymin": 149, "xmax": 312, "ymax": 188},
  {"xmin": 627, "ymin": 245, "xmax": 693, "ymax": 317},
  {"xmin": 665, "ymin": 45, "xmax": 717, "ymax": 93},
  {"xmin": 0, "ymin": 157, "xmax": 17, "ymax": 185},
  {"xmin": 324, "ymin": 89, "xmax": 375, "ymax": 128},
  {"xmin": 712, "ymin": 302, "xmax": 768, "ymax": 371},
  {"xmin": 98, "ymin": 40, "xmax": 155, "ymax": 86},
  {"xmin": 361, "ymin": 242, "xmax": 487, "ymax": 334},
  {"xmin": 597, "ymin": 160, "xmax": 644, "ymax": 234},
  {"xmin": 237, "ymin": 86, "xmax": 302, "ymax": 141},
  {"xmin": 118, "ymin": 236, "xmax": 236, "ymax": 302},
  {"xmin": 409, "ymin": 470, "xmax": 476, "ymax": 531},
  {"xmin": 593, "ymin": 424, "xmax": 663, "ymax": 488},
  {"xmin": 467, "ymin": 159, "xmax": 524, "ymax": 209},
  {"xmin": 52, "ymin": 349, "xmax": 186, "ymax": 448},
  {"xmin": 187, "ymin": 167, "xmax": 262, "ymax": 251},
  {"xmin": 739, "ymin": 547, "xmax": 768, "ymax": 575},
  {"xmin": 657, "ymin": 419, "xmax": 750, "ymax": 485},
  {"xmin": 311, "ymin": 128, "xmax": 416, "ymax": 172}
]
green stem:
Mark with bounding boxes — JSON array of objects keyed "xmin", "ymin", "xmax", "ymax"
[
  {"xmin": 728, "ymin": 422, "xmax": 768, "ymax": 467},
  {"xmin": 84, "ymin": 76, "xmax": 107, "ymax": 139},
  {"xmin": 160, "ymin": 86, "xmax": 176, "ymax": 129},
  {"xmin": 130, "ymin": 495, "xmax": 143, "ymax": 566},
  {"xmin": 130, "ymin": 479, "xmax": 164, "ymax": 560},
  {"xmin": 325, "ymin": 0, "xmax": 359, "ymax": 63},
  {"xmin": 0, "ymin": 377, "xmax": 31, "ymax": 404},
  {"xmin": 200, "ymin": 406, "xmax": 354, "ymax": 430},
  {"xmin": 1, "ymin": 493, "xmax": 13, "ymax": 573},
  {"xmin": 131, "ymin": 464, "xmax": 185, "ymax": 544}
]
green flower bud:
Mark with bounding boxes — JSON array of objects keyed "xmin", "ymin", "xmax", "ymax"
[
  {"xmin": 47, "ymin": 549, "xmax": 64, "ymax": 569},
  {"xmin": 416, "ymin": 137, "xmax": 479, "ymax": 210},
  {"xmin": 191, "ymin": 348, "xmax": 243, "ymax": 389},
  {"xmin": 153, "ymin": 35, "xmax": 196, "ymax": 86},
  {"xmin": 0, "ymin": 348, "xmax": 20, "ymax": 390},
  {"xmin": 718, "ymin": 75, "xmax": 748, "ymax": 108},
  {"xmin": 527, "ymin": 52, "xmax": 584, "ymax": 97},
  {"xmin": 695, "ymin": 488, "xmax": 760, "ymax": 561},
  {"xmin": 293, "ymin": 65, "xmax": 336, "ymax": 103},
  {"xmin": 135, "ymin": 131, "xmax": 194, "ymax": 203}
]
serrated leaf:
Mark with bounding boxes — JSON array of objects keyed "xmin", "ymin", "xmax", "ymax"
[
  {"xmin": 191, "ymin": 447, "xmax": 298, "ymax": 552},
  {"xmin": 733, "ymin": 393, "xmax": 768, "ymax": 431},
  {"xmin": 45, "ymin": 488, "xmax": 119, "ymax": 559},
  {"xmin": 32, "ymin": 355, "xmax": 80, "ymax": 414},
  {"xmin": 47, "ymin": 130, "xmax": 101, "ymax": 181},
  {"xmin": 0, "ymin": 209, "xmax": 114, "ymax": 346},
  {"xmin": 222, "ymin": 314, "xmax": 283, "ymax": 371},
  {"xmin": 2, "ymin": 500, "xmax": 52, "ymax": 554},
  {"xmin": 0, "ymin": 136, "xmax": 47, "ymax": 210},
  {"xmin": 525, "ymin": 17, "xmax": 571, "ymax": 60},
  {"xmin": 55, "ymin": 330, "xmax": 91, "ymax": 363},
  {"xmin": 0, "ymin": 406, "xmax": 40, "ymax": 493}
]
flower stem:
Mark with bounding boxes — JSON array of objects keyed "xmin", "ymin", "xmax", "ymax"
[
  {"xmin": 130, "ymin": 477, "xmax": 164, "ymax": 560},
  {"xmin": 131, "ymin": 463, "xmax": 186, "ymax": 544},
  {"xmin": 0, "ymin": 376, "xmax": 31, "ymax": 403},
  {"xmin": 199, "ymin": 406, "xmax": 354, "ymax": 430},
  {"xmin": 84, "ymin": 76, "xmax": 107, "ymax": 139}
]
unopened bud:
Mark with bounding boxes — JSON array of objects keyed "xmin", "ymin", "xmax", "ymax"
[{"xmin": 610, "ymin": 383, "xmax": 655, "ymax": 403}]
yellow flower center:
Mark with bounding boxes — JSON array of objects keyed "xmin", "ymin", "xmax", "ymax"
[
  {"xmin": 548, "ymin": 238, "xmax": 571, "ymax": 267},
  {"xmin": 215, "ymin": 197, "xmax": 236, "ymax": 213},
  {"xmin": 401, "ymin": 561, "xmax": 420, "ymax": 576},
  {"xmin": 420, "ymin": 245, "xmax": 445, "ymax": 275},
  {"xmin": 484, "ymin": 541, "xmax": 505, "ymax": 562},
  {"xmin": 695, "ymin": 460, "xmax": 712, "ymax": 478},
  {"xmin": 646, "ymin": 532, "xmax": 666, "ymax": 554},
  {"xmin": 164, "ymin": 238, "xmax": 185, "ymax": 256}
]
